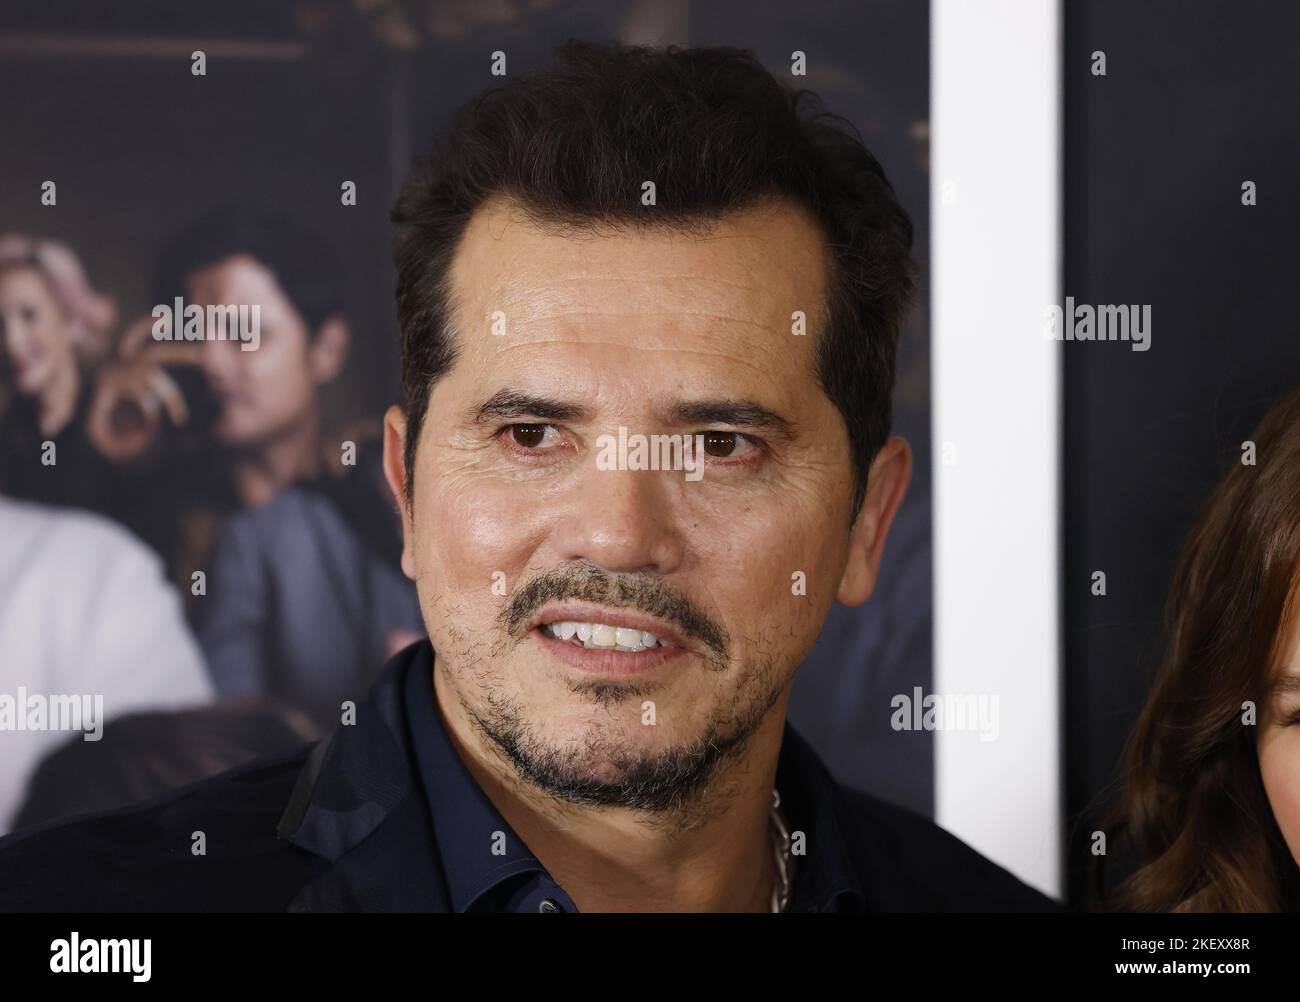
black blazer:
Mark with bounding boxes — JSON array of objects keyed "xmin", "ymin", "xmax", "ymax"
[{"xmin": 0, "ymin": 641, "xmax": 1059, "ymax": 913}]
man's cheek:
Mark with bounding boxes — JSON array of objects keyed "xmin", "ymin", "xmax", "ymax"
[
  {"xmin": 707, "ymin": 504, "xmax": 832, "ymax": 598},
  {"xmin": 421, "ymin": 480, "xmax": 541, "ymax": 589}
]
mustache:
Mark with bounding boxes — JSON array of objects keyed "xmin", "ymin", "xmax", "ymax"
[{"xmin": 501, "ymin": 561, "xmax": 729, "ymax": 657}]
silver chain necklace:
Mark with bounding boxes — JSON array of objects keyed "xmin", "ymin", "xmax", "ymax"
[{"xmin": 768, "ymin": 788, "xmax": 791, "ymax": 913}]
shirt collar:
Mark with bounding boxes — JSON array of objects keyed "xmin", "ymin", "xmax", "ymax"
[
  {"xmin": 403, "ymin": 641, "xmax": 549, "ymax": 912},
  {"xmin": 774, "ymin": 719, "xmax": 867, "ymax": 912},
  {"xmin": 404, "ymin": 639, "xmax": 866, "ymax": 913}
]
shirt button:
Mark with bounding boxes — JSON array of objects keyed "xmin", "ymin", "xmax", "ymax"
[{"xmin": 538, "ymin": 898, "xmax": 563, "ymax": 913}]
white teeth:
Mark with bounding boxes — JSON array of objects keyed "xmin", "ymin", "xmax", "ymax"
[
  {"xmin": 541, "ymin": 620, "xmax": 669, "ymax": 653},
  {"xmin": 589, "ymin": 624, "xmax": 618, "ymax": 648}
]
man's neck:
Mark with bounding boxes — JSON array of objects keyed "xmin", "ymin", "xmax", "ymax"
[
  {"xmin": 231, "ymin": 410, "xmax": 322, "ymax": 507},
  {"xmin": 431, "ymin": 660, "xmax": 787, "ymax": 913}
]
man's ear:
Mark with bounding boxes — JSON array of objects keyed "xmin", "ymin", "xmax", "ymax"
[
  {"xmin": 308, "ymin": 314, "xmax": 350, "ymax": 385},
  {"xmin": 837, "ymin": 436, "xmax": 913, "ymax": 607},
  {"xmin": 382, "ymin": 404, "xmax": 417, "ymax": 580}
]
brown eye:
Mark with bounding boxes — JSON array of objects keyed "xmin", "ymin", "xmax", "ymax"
[
  {"xmin": 702, "ymin": 431, "xmax": 738, "ymax": 457},
  {"xmin": 511, "ymin": 424, "xmax": 548, "ymax": 448}
]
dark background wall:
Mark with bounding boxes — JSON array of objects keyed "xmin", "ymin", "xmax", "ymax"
[
  {"xmin": 0, "ymin": 0, "xmax": 933, "ymax": 813},
  {"xmin": 1064, "ymin": 0, "xmax": 1300, "ymax": 904}
]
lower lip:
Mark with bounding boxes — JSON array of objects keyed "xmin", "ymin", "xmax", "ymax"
[{"xmin": 533, "ymin": 628, "xmax": 687, "ymax": 677}]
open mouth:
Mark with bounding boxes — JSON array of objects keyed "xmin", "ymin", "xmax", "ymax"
[
  {"xmin": 531, "ymin": 612, "xmax": 688, "ymax": 677},
  {"xmin": 539, "ymin": 620, "xmax": 671, "ymax": 654}
]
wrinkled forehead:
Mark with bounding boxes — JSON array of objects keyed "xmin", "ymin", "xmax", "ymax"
[{"xmin": 443, "ymin": 196, "xmax": 831, "ymax": 374}]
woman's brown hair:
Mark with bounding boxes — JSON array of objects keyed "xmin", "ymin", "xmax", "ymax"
[{"xmin": 1100, "ymin": 386, "xmax": 1300, "ymax": 912}]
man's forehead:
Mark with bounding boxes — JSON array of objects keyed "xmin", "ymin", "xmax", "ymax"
[
  {"xmin": 447, "ymin": 195, "xmax": 829, "ymax": 335},
  {"xmin": 186, "ymin": 253, "xmax": 277, "ymax": 303}
]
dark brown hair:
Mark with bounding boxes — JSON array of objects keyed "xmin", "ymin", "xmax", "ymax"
[
  {"xmin": 1100, "ymin": 387, "xmax": 1300, "ymax": 911},
  {"xmin": 389, "ymin": 40, "xmax": 916, "ymax": 522}
]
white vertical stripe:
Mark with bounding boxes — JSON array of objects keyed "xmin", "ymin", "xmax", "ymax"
[{"xmin": 931, "ymin": 0, "xmax": 1062, "ymax": 897}]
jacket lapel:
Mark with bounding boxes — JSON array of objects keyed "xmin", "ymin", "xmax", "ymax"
[{"xmin": 275, "ymin": 647, "xmax": 451, "ymax": 911}]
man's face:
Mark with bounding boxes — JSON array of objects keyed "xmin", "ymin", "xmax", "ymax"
[
  {"xmin": 392, "ymin": 196, "xmax": 904, "ymax": 809},
  {"xmin": 187, "ymin": 253, "xmax": 321, "ymax": 448}
]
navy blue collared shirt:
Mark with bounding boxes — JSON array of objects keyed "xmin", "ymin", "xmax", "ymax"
[
  {"xmin": 0, "ymin": 638, "xmax": 1057, "ymax": 912},
  {"xmin": 403, "ymin": 644, "xmax": 867, "ymax": 913}
]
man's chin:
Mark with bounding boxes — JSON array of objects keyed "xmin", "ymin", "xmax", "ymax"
[
  {"xmin": 212, "ymin": 421, "xmax": 249, "ymax": 447},
  {"xmin": 216, "ymin": 420, "xmax": 294, "ymax": 453},
  {"xmin": 523, "ymin": 716, "xmax": 683, "ymax": 763},
  {"xmin": 478, "ymin": 709, "xmax": 748, "ymax": 812}
]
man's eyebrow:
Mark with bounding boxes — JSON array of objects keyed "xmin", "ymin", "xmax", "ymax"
[
  {"xmin": 472, "ymin": 390, "xmax": 589, "ymax": 424},
  {"xmin": 469, "ymin": 390, "xmax": 796, "ymax": 440},
  {"xmin": 669, "ymin": 399, "xmax": 796, "ymax": 440}
]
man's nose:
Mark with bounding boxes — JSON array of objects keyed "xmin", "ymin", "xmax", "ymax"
[
  {"xmin": 553, "ymin": 464, "xmax": 687, "ymax": 577},
  {"xmin": 198, "ymin": 334, "xmax": 238, "ymax": 381}
]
